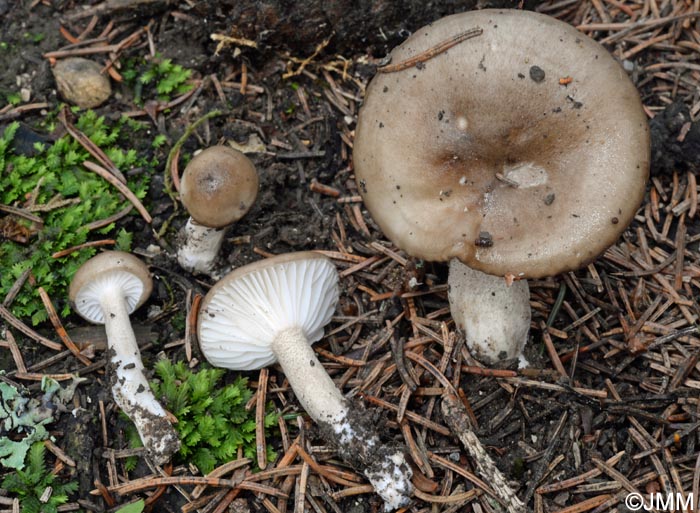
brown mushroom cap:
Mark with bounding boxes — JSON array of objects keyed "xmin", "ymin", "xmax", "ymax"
[
  {"xmin": 354, "ymin": 9, "xmax": 650, "ymax": 278},
  {"xmin": 180, "ymin": 146, "xmax": 259, "ymax": 228}
]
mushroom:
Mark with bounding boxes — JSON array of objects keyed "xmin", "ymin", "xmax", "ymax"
[
  {"xmin": 198, "ymin": 252, "xmax": 413, "ymax": 510},
  {"xmin": 177, "ymin": 146, "xmax": 258, "ymax": 275},
  {"xmin": 354, "ymin": 9, "xmax": 650, "ymax": 364},
  {"xmin": 69, "ymin": 251, "xmax": 180, "ymax": 465}
]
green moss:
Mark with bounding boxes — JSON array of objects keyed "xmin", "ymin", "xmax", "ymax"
[
  {"xmin": 1, "ymin": 442, "xmax": 78, "ymax": 513},
  {"xmin": 0, "ymin": 112, "xmax": 154, "ymax": 324},
  {"xmin": 150, "ymin": 360, "xmax": 278, "ymax": 474},
  {"xmin": 122, "ymin": 54, "xmax": 193, "ymax": 104}
]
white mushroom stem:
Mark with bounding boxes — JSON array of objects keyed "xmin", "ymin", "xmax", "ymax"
[
  {"xmin": 271, "ymin": 327, "xmax": 413, "ymax": 511},
  {"xmin": 177, "ymin": 217, "xmax": 226, "ymax": 275},
  {"xmin": 271, "ymin": 327, "xmax": 346, "ymax": 422},
  {"xmin": 448, "ymin": 260, "xmax": 531, "ymax": 366},
  {"xmin": 99, "ymin": 283, "xmax": 180, "ymax": 465}
]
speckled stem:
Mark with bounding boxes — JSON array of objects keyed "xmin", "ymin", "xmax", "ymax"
[
  {"xmin": 100, "ymin": 285, "xmax": 180, "ymax": 465},
  {"xmin": 271, "ymin": 327, "xmax": 347, "ymax": 424},
  {"xmin": 271, "ymin": 327, "xmax": 413, "ymax": 511},
  {"xmin": 448, "ymin": 259, "xmax": 531, "ymax": 366},
  {"xmin": 177, "ymin": 217, "xmax": 226, "ymax": 275}
]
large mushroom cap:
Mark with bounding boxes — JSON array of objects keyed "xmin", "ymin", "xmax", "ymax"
[
  {"xmin": 198, "ymin": 252, "xmax": 339, "ymax": 370},
  {"xmin": 69, "ymin": 251, "xmax": 153, "ymax": 324},
  {"xmin": 180, "ymin": 146, "xmax": 259, "ymax": 228},
  {"xmin": 354, "ymin": 9, "xmax": 650, "ymax": 278}
]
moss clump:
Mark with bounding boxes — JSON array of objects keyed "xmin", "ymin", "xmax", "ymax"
[
  {"xmin": 150, "ymin": 360, "xmax": 278, "ymax": 473},
  {"xmin": 0, "ymin": 112, "xmax": 153, "ymax": 324}
]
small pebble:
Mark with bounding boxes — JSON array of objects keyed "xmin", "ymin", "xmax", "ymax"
[
  {"xmin": 52, "ymin": 57, "xmax": 111, "ymax": 108},
  {"xmin": 554, "ymin": 492, "xmax": 570, "ymax": 506},
  {"xmin": 529, "ymin": 65, "xmax": 545, "ymax": 83}
]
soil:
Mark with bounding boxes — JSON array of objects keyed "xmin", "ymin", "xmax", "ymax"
[
  {"xmin": 649, "ymin": 100, "xmax": 700, "ymax": 177},
  {"xmin": 1, "ymin": 1, "xmax": 700, "ymax": 513}
]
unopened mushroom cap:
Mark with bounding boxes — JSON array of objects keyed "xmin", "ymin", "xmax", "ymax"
[
  {"xmin": 198, "ymin": 252, "xmax": 339, "ymax": 370},
  {"xmin": 354, "ymin": 9, "xmax": 650, "ymax": 278},
  {"xmin": 69, "ymin": 251, "xmax": 153, "ymax": 324},
  {"xmin": 180, "ymin": 146, "xmax": 259, "ymax": 228}
]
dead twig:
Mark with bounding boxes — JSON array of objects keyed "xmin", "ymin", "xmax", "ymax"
[{"xmin": 441, "ymin": 393, "xmax": 525, "ymax": 513}]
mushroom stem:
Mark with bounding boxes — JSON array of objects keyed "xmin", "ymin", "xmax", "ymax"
[
  {"xmin": 271, "ymin": 327, "xmax": 346, "ymax": 422},
  {"xmin": 271, "ymin": 327, "xmax": 413, "ymax": 511},
  {"xmin": 99, "ymin": 283, "xmax": 180, "ymax": 465},
  {"xmin": 448, "ymin": 259, "xmax": 531, "ymax": 366},
  {"xmin": 177, "ymin": 217, "xmax": 226, "ymax": 275}
]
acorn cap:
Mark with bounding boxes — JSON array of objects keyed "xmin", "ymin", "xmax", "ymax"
[
  {"xmin": 69, "ymin": 251, "xmax": 153, "ymax": 324},
  {"xmin": 354, "ymin": 9, "xmax": 650, "ymax": 278},
  {"xmin": 180, "ymin": 146, "xmax": 259, "ymax": 228},
  {"xmin": 197, "ymin": 252, "xmax": 339, "ymax": 370}
]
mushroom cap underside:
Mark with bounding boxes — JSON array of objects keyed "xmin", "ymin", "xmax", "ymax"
[
  {"xmin": 180, "ymin": 146, "xmax": 259, "ymax": 228},
  {"xmin": 197, "ymin": 252, "xmax": 339, "ymax": 370},
  {"xmin": 68, "ymin": 251, "xmax": 153, "ymax": 323},
  {"xmin": 354, "ymin": 9, "xmax": 650, "ymax": 278}
]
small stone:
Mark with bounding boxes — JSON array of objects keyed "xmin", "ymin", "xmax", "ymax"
[
  {"xmin": 529, "ymin": 65, "xmax": 545, "ymax": 83},
  {"xmin": 145, "ymin": 244, "xmax": 162, "ymax": 256},
  {"xmin": 554, "ymin": 492, "xmax": 570, "ymax": 506},
  {"xmin": 147, "ymin": 305, "xmax": 163, "ymax": 319},
  {"xmin": 20, "ymin": 88, "xmax": 31, "ymax": 102},
  {"xmin": 52, "ymin": 57, "xmax": 111, "ymax": 108},
  {"xmin": 228, "ymin": 499, "xmax": 251, "ymax": 513}
]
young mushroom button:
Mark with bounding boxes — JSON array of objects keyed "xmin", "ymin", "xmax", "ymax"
[
  {"xmin": 177, "ymin": 146, "xmax": 258, "ymax": 275},
  {"xmin": 353, "ymin": 9, "xmax": 650, "ymax": 364},
  {"xmin": 198, "ymin": 252, "xmax": 413, "ymax": 511},
  {"xmin": 69, "ymin": 251, "xmax": 180, "ymax": 465}
]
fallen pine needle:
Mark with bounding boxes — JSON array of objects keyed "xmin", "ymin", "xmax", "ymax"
[
  {"xmin": 83, "ymin": 161, "xmax": 152, "ymax": 223},
  {"xmin": 51, "ymin": 239, "xmax": 116, "ymax": 258},
  {"xmin": 108, "ymin": 476, "xmax": 240, "ymax": 495},
  {"xmin": 378, "ymin": 27, "xmax": 483, "ymax": 73}
]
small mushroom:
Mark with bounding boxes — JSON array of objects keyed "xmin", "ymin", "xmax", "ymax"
[
  {"xmin": 177, "ymin": 146, "xmax": 258, "ymax": 275},
  {"xmin": 69, "ymin": 251, "xmax": 180, "ymax": 465},
  {"xmin": 52, "ymin": 57, "xmax": 112, "ymax": 109},
  {"xmin": 354, "ymin": 9, "xmax": 650, "ymax": 364},
  {"xmin": 198, "ymin": 252, "xmax": 413, "ymax": 510}
]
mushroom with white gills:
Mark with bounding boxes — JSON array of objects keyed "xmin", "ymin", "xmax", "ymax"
[
  {"xmin": 198, "ymin": 252, "xmax": 413, "ymax": 511},
  {"xmin": 69, "ymin": 251, "xmax": 180, "ymax": 465},
  {"xmin": 177, "ymin": 145, "xmax": 258, "ymax": 275},
  {"xmin": 353, "ymin": 9, "xmax": 650, "ymax": 365}
]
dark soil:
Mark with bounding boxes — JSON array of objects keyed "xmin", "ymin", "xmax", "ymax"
[{"xmin": 650, "ymin": 100, "xmax": 700, "ymax": 177}]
